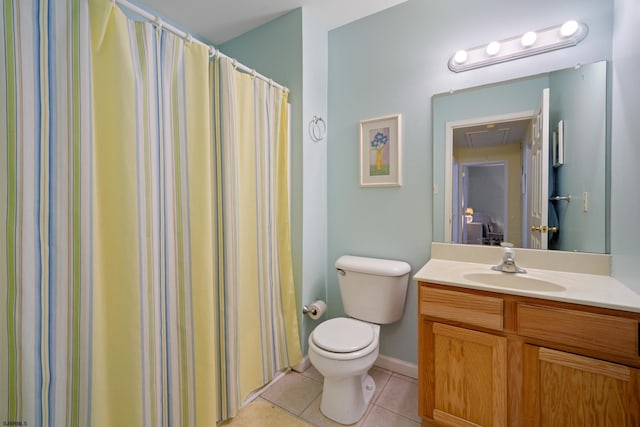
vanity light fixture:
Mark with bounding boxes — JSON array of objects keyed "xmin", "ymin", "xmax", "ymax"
[
  {"xmin": 448, "ymin": 20, "xmax": 588, "ymax": 73},
  {"xmin": 560, "ymin": 20, "xmax": 579, "ymax": 38},
  {"xmin": 453, "ymin": 49, "xmax": 468, "ymax": 64},
  {"xmin": 486, "ymin": 41, "xmax": 501, "ymax": 56},
  {"xmin": 521, "ymin": 31, "xmax": 537, "ymax": 48}
]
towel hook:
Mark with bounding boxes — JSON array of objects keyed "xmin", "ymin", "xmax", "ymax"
[{"xmin": 309, "ymin": 115, "xmax": 326, "ymax": 142}]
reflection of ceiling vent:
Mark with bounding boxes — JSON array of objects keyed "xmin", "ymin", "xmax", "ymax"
[
  {"xmin": 464, "ymin": 128, "xmax": 511, "ymax": 147},
  {"xmin": 452, "ymin": 119, "xmax": 531, "ymax": 148}
]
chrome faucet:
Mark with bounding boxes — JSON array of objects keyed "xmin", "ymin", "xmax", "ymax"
[{"xmin": 492, "ymin": 243, "xmax": 526, "ymax": 274}]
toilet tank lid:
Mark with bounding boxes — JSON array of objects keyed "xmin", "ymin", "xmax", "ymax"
[{"xmin": 335, "ymin": 255, "xmax": 411, "ymax": 277}]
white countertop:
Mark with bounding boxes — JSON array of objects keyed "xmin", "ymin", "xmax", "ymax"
[{"xmin": 414, "ymin": 258, "xmax": 640, "ymax": 314}]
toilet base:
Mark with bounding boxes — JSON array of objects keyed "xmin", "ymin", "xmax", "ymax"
[{"xmin": 320, "ymin": 373, "xmax": 376, "ymax": 425}]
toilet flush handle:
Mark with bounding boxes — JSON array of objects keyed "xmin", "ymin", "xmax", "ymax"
[{"xmin": 336, "ymin": 268, "xmax": 346, "ymax": 276}]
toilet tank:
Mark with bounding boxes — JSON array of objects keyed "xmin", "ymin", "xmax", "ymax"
[{"xmin": 335, "ymin": 255, "xmax": 411, "ymax": 324}]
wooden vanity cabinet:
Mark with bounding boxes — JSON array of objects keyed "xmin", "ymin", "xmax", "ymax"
[
  {"xmin": 427, "ymin": 322, "xmax": 507, "ymax": 426},
  {"xmin": 418, "ymin": 282, "xmax": 640, "ymax": 427},
  {"xmin": 523, "ymin": 345, "xmax": 640, "ymax": 426}
]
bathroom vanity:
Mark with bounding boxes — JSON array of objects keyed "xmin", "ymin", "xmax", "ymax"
[{"xmin": 415, "ymin": 243, "xmax": 640, "ymax": 426}]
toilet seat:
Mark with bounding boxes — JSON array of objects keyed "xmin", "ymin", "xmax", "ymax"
[{"xmin": 311, "ymin": 317, "xmax": 374, "ymax": 353}]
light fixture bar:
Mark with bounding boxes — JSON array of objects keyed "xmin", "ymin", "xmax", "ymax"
[{"xmin": 448, "ymin": 21, "xmax": 588, "ymax": 73}]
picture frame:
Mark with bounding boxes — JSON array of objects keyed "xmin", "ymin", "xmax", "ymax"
[
  {"xmin": 552, "ymin": 119, "xmax": 564, "ymax": 168},
  {"xmin": 359, "ymin": 114, "xmax": 402, "ymax": 187}
]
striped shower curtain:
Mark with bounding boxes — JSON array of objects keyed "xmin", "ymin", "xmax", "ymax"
[
  {"xmin": 213, "ymin": 57, "xmax": 302, "ymax": 419},
  {"xmin": 1, "ymin": 0, "xmax": 94, "ymax": 426},
  {"xmin": 3, "ymin": 0, "xmax": 300, "ymax": 425},
  {"xmin": 1, "ymin": 0, "xmax": 217, "ymax": 425},
  {"xmin": 89, "ymin": 1, "xmax": 217, "ymax": 426}
]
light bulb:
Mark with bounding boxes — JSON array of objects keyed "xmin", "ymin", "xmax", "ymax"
[
  {"xmin": 560, "ymin": 20, "xmax": 579, "ymax": 38},
  {"xmin": 486, "ymin": 41, "xmax": 501, "ymax": 56},
  {"xmin": 453, "ymin": 50, "xmax": 468, "ymax": 64},
  {"xmin": 521, "ymin": 31, "xmax": 537, "ymax": 47}
]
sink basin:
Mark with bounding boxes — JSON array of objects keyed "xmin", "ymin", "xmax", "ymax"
[{"xmin": 463, "ymin": 272, "xmax": 566, "ymax": 292}]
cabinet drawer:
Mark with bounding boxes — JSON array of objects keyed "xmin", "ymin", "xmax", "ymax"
[
  {"xmin": 420, "ymin": 286, "xmax": 504, "ymax": 331},
  {"xmin": 517, "ymin": 303, "xmax": 639, "ymax": 359}
]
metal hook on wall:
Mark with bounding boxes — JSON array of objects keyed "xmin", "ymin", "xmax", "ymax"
[{"xmin": 309, "ymin": 115, "xmax": 326, "ymax": 142}]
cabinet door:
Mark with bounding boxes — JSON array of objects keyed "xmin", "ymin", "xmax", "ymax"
[
  {"xmin": 524, "ymin": 345, "xmax": 640, "ymax": 426},
  {"xmin": 432, "ymin": 323, "xmax": 507, "ymax": 427}
]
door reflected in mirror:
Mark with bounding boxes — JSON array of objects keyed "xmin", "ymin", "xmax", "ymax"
[
  {"xmin": 457, "ymin": 162, "xmax": 508, "ymax": 247},
  {"xmin": 432, "ymin": 61, "xmax": 608, "ymax": 253}
]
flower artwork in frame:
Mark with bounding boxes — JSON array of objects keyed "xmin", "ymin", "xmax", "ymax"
[{"xmin": 359, "ymin": 114, "xmax": 402, "ymax": 187}]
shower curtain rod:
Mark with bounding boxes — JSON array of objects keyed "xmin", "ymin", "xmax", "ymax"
[{"xmin": 114, "ymin": 0, "xmax": 289, "ymax": 93}]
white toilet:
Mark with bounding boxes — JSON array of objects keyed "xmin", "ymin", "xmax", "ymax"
[{"xmin": 308, "ymin": 255, "xmax": 411, "ymax": 425}]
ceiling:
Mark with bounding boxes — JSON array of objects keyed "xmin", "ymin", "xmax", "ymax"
[
  {"xmin": 139, "ymin": 0, "xmax": 408, "ymax": 45},
  {"xmin": 453, "ymin": 119, "xmax": 532, "ymax": 149}
]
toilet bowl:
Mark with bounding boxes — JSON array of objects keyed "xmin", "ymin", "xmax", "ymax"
[
  {"xmin": 308, "ymin": 317, "xmax": 380, "ymax": 425},
  {"xmin": 307, "ymin": 255, "xmax": 411, "ymax": 425}
]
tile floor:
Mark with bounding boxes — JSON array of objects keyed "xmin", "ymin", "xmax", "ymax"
[{"xmin": 257, "ymin": 365, "xmax": 423, "ymax": 427}]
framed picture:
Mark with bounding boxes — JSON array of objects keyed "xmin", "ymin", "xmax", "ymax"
[
  {"xmin": 359, "ymin": 114, "xmax": 402, "ymax": 187},
  {"xmin": 552, "ymin": 119, "xmax": 564, "ymax": 168}
]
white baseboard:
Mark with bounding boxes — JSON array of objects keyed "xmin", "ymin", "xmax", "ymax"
[
  {"xmin": 292, "ymin": 356, "xmax": 311, "ymax": 373},
  {"xmin": 374, "ymin": 354, "xmax": 418, "ymax": 379}
]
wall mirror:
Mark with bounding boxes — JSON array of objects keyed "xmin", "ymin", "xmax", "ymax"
[{"xmin": 432, "ymin": 60, "xmax": 609, "ymax": 253}]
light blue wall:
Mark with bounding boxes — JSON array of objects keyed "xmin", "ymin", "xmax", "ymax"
[
  {"xmin": 611, "ymin": 0, "xmax": 640, "ymax": 291},
  {"xmin": 549, "ymin": 63, "xmax": 608, "ymax": 253},
  {"xmin": 300, "ymin": 9, "xmax": 328, "ymax": 354},
  {"xmin": 219, "ymin": 0, "xmax": 629, "ymax": 365},
  {"xmin": 328, "ymin": 0, "xmax": 613, "ymax": 363}
]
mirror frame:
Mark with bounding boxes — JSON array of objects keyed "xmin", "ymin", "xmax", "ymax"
[{"xmin": 432, "ymin": 61, "xmax": 610, "ymax": 253}]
